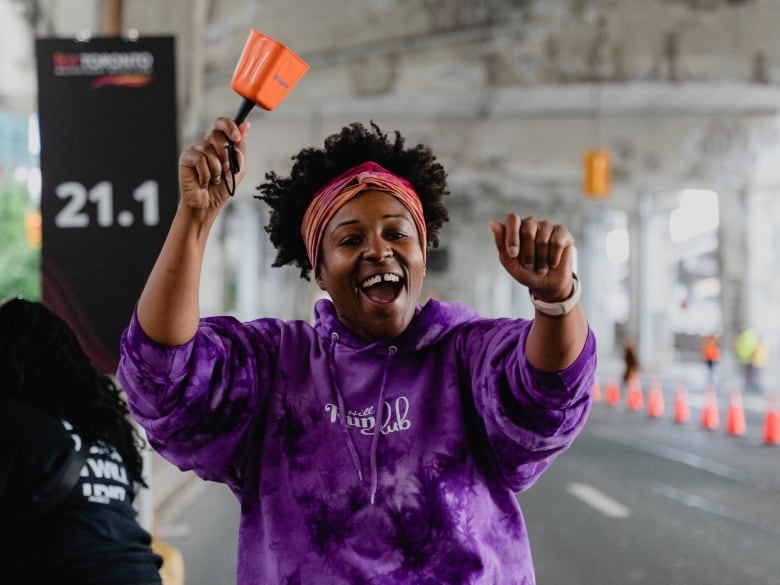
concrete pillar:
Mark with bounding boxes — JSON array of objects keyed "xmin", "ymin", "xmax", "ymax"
[
  {"xmin": 627, "ymin": 189, "xmax": 675, "ymax": 372},
  {"xmin": 640, "ymin": 191, "xmax": 676, "ymax": 369},
  {"xmin": 201, "ymin": 214, "xmax": 226, "ymax": 316},
  {"xmin": 717, "ymin": 186, "xmax": 747, "ymax": 386},
  {"xmin": 234, "ymin": 199, "xmax": 261, "ymax": 321},
  {"xmin": 626, "ymin": 196, "xmax": 642, "ymax": 349},
  {"xmin": 581, "ymin": 203, "xmax": 616, "ymax": 357},
  {"xmin": 744, "ymin": 185, "xmax": 780, "ymax": 391}
]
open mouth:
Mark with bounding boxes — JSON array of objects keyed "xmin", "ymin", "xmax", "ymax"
[{"xmin": 359, "ymin": 273, "xmax": 404, "ymax": 303}]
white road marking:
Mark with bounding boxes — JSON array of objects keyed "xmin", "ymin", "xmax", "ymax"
[
  {"xmin": 650, "ymin": 482, "xmax": 780, "ymax": 537},
  {"xmin": 566, "ymin": 482, "xmax": 632, "ymax": 518}
]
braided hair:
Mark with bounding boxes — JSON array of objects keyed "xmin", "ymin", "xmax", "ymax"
[
  {"xmin": 0, "ymin": 298, "xmax": 147, "ymax": 492},
  {"xmin": 256, "ymin": 121, "xmax": 450, "ymax": 280}
]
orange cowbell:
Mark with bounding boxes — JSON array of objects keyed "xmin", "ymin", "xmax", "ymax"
[{"xmin": 231, "ymin": 30, "xmax": 310, "ymax": 121}]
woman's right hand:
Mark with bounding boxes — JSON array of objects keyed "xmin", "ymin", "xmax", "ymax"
[{"xmin": 178, "ymin": 117, "xmax": 250, "ymax": 213}]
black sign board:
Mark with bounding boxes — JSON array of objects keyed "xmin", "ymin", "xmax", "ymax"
[{"xmin": 36, "ymin": 36, "xmax": 178, "ymax": 373}]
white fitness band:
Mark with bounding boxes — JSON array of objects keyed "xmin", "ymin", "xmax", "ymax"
[{"xmin": 529, "ymin": 273, "xmax": 581, "ymax": 317}]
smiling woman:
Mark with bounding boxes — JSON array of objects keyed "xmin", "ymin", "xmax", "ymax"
[
  {"xmin": 117, "ymin": 116, "xmax": 596, "ymax": 585},
  {"xmin": 315, "ymin": 190, "xmax": 425, "ymax": 340}
]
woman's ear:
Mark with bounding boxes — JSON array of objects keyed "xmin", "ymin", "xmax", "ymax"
[{"xmin": 314, "ymin": 267, "xmax": 326, "ymax": 291}]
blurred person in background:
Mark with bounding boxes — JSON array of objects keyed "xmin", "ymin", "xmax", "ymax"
[
  {"xmin": 748, "ymin": 336, "xmax": 769, "ymax": 393},
  {"xmin": 622, "ymin": 336, "xmax": 640, "ymax": 387},
  {"xmin": 700, "ymin": 332, "xmax": 721, "ymax": 385},
  {"xmin": 734, "ymin": 326, "xmax": 762, "ymax": 393},
  {"xmin": 117, "ymin": 116, "xmax": 596, "ymax": 584},
  {"xmin": 0, "ymin": 297, "xmax": 163, "ymax": 585}
]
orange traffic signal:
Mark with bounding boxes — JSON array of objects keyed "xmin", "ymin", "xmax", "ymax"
[{"xmin": 583, "ymin": 149, "xmax": 610, "ymax": 198}]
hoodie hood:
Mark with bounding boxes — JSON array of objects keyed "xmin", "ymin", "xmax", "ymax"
[{"xmin": 313, "ymin": 297, "xmax": 481, "ymax": 354}]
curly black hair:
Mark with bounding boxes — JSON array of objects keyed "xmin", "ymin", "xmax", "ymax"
[
  {"xmin": 255, "ymin": 121, "xmax": 450, "ymax": 280},
  {"xmin": 0, "ymin": 298, "xmax": 148, "ymax": 493}
]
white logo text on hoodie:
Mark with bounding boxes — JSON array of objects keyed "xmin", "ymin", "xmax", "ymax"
[{"xmin": 325, "ymin": 397, "xmax": 411, "ymax": 435}]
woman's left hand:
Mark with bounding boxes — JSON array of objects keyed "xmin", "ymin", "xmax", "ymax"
[{"xmin": 490, "ymin": 214, "xmax": 576, "ymax": 302}]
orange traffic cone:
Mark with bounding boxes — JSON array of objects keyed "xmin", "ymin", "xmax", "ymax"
[
  {"xmin": 763, "ymin": 394, "xmax": 780, "ymax": 446},
  {"xmin": 726, "ymin": 388, "xmax": 746, "ymax": 437},
  {"xmin": 605, "ymin": 378, "xmax": 621, "ymax": 407},
  {"xmin": 674, "ymin": 383, "xmax": 691, "ymax": 424},
  {"xmin": 646, "ymin": 380, "xmax": 665, "ymax": 418},
  {"xmin": 592, "ymin": 379, "xmax": 601, "ymax": 402},
  {"xmin": 626, "ymin": 377, "xmax": 644, "ymax": 412},
  {"xmin": 700, "ymin": 385, "xmax": 720, "ymax": 431}
]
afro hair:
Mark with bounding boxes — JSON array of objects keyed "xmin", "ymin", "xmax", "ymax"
[{"xmin": 255, "ymin": 121, "xmax": 449, "ymax": 280}]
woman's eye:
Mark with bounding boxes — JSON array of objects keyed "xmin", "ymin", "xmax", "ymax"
[
  {"xmin": 339, "ymin": 236, "xmax": 361, "ymax": 246},
  {"xmin": 387, "ymin": 231, "xmax": 407, "ymax": 241}
]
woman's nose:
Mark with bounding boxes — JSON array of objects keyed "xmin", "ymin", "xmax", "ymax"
[{"xmin": 364, "ymin": 235, "xmax": 392, "ymax": 260}]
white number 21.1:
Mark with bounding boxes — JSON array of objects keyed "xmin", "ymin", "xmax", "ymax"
[{"xmin": 54, "ymin": 180, "xmax": 159, "ymax": 228}]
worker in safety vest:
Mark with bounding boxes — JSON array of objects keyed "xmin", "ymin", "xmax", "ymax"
[
  {"xmin": 734, "ymin": 327, "xmax": 763, "ymax": 393},
  {"xmin": 701, "ymin": 333, "xmax": 721, "ymax": 384}
]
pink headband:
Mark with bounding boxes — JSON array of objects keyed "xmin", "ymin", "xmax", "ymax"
[{"xmin": 301, "ymin": 161, "xmax": 427, "ymax": 270}]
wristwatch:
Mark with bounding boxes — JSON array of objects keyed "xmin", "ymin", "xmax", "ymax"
[{"xmin": 529, "ymin": 273, "xmax": 581, "ymax": 317}]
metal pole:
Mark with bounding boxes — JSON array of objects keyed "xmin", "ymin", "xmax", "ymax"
[{"xmin": 102, "ymin": 0, "xmax": 122, "ymax": 36}]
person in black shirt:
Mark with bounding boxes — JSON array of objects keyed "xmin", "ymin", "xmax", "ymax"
[{"xmin": 0, "ymin": 297, "xmax": 163, "ymax": 585}]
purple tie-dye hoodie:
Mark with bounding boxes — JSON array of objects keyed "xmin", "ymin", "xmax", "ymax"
[{"xmin": 117, "ymin": 298, "xmax": 596, "ymax": 585}]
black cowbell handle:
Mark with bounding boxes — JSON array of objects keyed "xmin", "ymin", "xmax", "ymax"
[{"xmin": 223, "ymin": 97, "xmax": 256, "ymax": 196}]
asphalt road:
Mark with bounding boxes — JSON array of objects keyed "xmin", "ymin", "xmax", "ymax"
[
  {"xmin": 521, "ymin": 406, "xmax": 780, "ymax": 585},
  {"xmin": 156, "ymin": 387, "xmax": 780, "ymax": 585}
]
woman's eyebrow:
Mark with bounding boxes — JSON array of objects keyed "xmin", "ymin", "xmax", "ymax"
[{"xmin": 332, "ymin": 214, "xmax": 410, "ymax": 230}]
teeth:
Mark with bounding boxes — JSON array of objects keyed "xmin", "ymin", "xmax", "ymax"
[
  {"xmin": 361, "ymin": 273, "xmax": 400, "ymax": 288},
  {"xmin": 362, "ymin": 275, "xmax": 381, "ymax": 288}
]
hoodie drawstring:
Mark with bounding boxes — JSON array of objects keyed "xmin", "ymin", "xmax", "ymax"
[
  {"xmin": 369, "ymin": 346, "xmax": 396, "ymax": 504},
  {"xmin": 328, "ymin": 333, "xmax": 363, "ymax": 481},
  {"xmin": 327, "ymin": 332, "xmax": 397, "ymax": 505}
]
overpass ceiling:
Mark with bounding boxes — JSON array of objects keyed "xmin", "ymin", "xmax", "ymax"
[
  {"xmin": 5, "ymin": 0, "xmax": 780, "ymax": 120},
  {"xmin": 255, "ymin": 81, "xmax": 780, "ymax": 121},
  {"xmin": 189, "ymin": 1, "xmax": 780, "ymax": 123}
]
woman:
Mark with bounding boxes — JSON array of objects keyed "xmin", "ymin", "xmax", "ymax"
[
  {"xmin": 117, "ymin": 117, "xmax": 596, "ymax": 584},
  {"xmin": 0, "ymin": 297, "xmax": 162, "ymax": 585}
]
